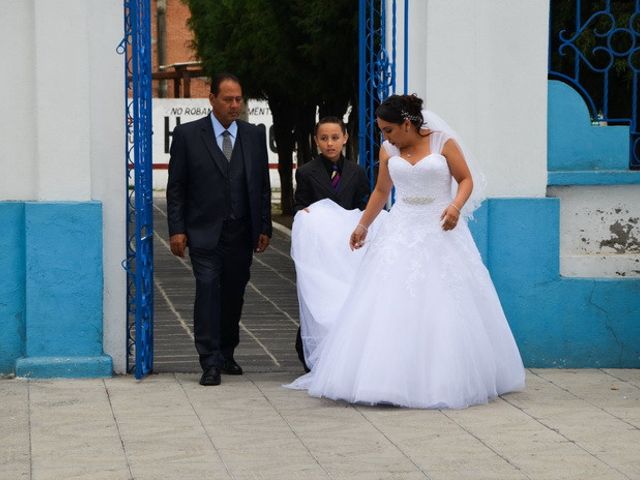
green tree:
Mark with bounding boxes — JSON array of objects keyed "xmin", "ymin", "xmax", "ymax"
[{"xmin": 184, "ymin": 0, "xmax": 358, "ymax": 215}]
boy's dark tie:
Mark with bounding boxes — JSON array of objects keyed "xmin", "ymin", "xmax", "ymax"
[{"xmin": 330, "ymin": 164, "xmax": 340, "ymax": 190}]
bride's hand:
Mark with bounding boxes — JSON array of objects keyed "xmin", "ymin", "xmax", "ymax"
[
  {"xmin": 440, "ymin": 204, "xmax": 460, "ymax": 231},
  {"xmin": 350, "ymin": 224, "xmax": 368, "ymax": 250}
]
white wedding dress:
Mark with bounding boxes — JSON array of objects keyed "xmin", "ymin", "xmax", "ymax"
[{"xmin": 287, "ymin": 131, "xmax": 525, "ymax": 409}]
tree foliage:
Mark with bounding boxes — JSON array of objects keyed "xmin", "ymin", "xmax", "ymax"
[{"xmin": 184, "ymin": 0, "xmax": 359, "ymax": 214}]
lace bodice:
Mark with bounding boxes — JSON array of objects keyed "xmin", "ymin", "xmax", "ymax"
[{"xmin": 384, "ymin": 131, "xmax": 453, "ymax": 210}]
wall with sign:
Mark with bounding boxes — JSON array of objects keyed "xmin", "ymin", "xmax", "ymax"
[{"xmin": 152, "ymin": 98, "xmax": 285, "ymax": 190}]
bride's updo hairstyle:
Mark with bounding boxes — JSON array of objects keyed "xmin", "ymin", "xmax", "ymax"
[{"xmin": 375, "ymin": 94, "xmax": 424, "ymax": 131}]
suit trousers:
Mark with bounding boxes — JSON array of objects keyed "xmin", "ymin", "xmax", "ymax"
[
  {"xmin": 189, "ymin": 218, "xmax": 253, "ymax": 370},
  {"xmin": 295, "ymin": 328, "xmax": 310, "ymax": 372}
]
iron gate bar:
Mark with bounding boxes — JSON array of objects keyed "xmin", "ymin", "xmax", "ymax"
[
  {"xmin": 403, "ymin": 0, "xmax": 408, "ymax": 94},
  {"xmin": 119, "ymin": 0, "xmax": 154, "ymax": 379},
  {"xmin": 358, "ymin": 0, "xmax": 410, "ymax": 200},
  {"xmin": 358, "ymin": 0, "xmax": 397, "ymax": 190}
]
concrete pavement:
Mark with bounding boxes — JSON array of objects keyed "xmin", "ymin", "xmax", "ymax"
[{"xmin": 2, "ymin": 369, "xmax": 640, "ymax": 480}]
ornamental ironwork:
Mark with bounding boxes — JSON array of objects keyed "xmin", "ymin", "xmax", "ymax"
[
  {"xmin": 549, "ymin": 0, "xmax": 640, "ymax": 169},
  {"xmin": 118, "ymin": 0, "xmax": 154, "ymax": 379},
  {"xmin": 358, "ymin": 0, "xmax": 397, "ymax": 189}
]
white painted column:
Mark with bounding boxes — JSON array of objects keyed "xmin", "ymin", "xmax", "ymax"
[
  {"xmin": 88, "ymin": 0, "xmax": 127, "ymax": 372},
  {"xmin": 33, "ymin": 0, "xmax": 92, "ymax": 201},
  {"xmin": 406, "ymin": 0, "xmax": 428, "ymax": 99},
  {"xmin": 0, "ymin": 0, "xmax": 37, "ymax": 200}
]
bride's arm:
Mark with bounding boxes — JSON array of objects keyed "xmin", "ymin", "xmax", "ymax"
[
  {"xmin": 440, "ymin": 138, "xmax": 473, "ymax": 230},
  {"xmin": 350, "ymin": 148, "xmax": 393, "ymax": 250}
]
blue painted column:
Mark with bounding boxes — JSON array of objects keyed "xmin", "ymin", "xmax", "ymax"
[{"xmin": 14, "ymin": 202, "xmax": 112, "ymax": 378}]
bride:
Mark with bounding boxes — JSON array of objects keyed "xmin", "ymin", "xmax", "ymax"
[{"xmin": 287, "ymin": 94, "xmax": 525, "ymax": 409}]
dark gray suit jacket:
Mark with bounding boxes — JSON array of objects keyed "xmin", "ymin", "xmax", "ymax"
[{"xmin": 166, "ymin": 116, "xmax": 272, "ymax": 249}]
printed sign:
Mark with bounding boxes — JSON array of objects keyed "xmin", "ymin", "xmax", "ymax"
[{"xmin": 152, "ymin": 98, "xmax": 285, "ymax": 189}]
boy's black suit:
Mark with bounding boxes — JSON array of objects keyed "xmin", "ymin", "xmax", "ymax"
[
  {"xmin": 293, "ymin": 155, "xmax": 370, "ymax": 370},
  {"xmin": 294, "ymin": 156, "xmax": 370, "ymax": 214}
]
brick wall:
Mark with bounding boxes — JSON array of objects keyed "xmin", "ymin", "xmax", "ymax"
[{"xmin": 151, "ymin": 0, "xmax": 209, "ymax": 98}]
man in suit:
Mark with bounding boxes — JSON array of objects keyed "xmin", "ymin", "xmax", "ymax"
[
  {"xmin": 167, "ymin": 73, "xmax": 272, "ymax": 386},
  {"xmin": 293, "ymin": 116, "xmax": 371, "ymax": 371}
]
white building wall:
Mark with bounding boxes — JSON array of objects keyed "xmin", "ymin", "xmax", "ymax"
[
  {"xmin": 397, "ymin": 0, "xmax": 549, "ymax": 198},
  {"xmin": 34, "ymin": 0, "xmax": 93, "ymax": 201},
  {"xmin": 0, "ymin": 0, "xmax": 37, "ymax": 200},
  {"xmin": 88, "ymin": 0, "xmax": 127, "ymax": 372}
]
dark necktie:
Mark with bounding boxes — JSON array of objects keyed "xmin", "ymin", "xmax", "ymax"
[
  {"xmin": 330, "ymin": 163, "xmax": 340, "ymax": 190},
  {"xmin": 222, "ymin": 130, "xmax": 233, "ymax": 161}
]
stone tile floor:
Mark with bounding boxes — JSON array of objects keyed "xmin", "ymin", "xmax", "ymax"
[{"xmin": 2, "ymin": 370, "xmax": 639, "ymax": 479}]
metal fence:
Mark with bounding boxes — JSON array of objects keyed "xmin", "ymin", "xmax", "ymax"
[{"xmin": 549, "ymin": 0, "xmax": 640, "ymax": 169}]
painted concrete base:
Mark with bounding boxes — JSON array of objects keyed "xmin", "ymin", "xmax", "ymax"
[
  {"xmin": 469, "ymin": 198, "xmax": 640, "ymax": 367},
  {"xmin": 0, "ymin": 202, "xmax": 25, "ymax": 373},
  {"xmin": 15, "ymin": 356, "xmax": 112, "ymax": 378},
  {"xmin": 547, "ymin": 185, "xmax": 640, "ymax": 278},
  {"xmin": 548, "ymin": 80, "xmax": 629, "ymax": 172},
  {"xmin": 0, "ymin": 201, "xmax": 112, "ymax": 378}
]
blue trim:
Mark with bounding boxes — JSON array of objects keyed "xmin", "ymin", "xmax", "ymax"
[
  {"xmin": 0, "ymin": 201, "xmax": 112, "ymax": 378},
  {"xmin": 548, "ymin": 170, "xmax": 640, "ymax": 185},
  {"xmin": 469, "ymin": 198, "xmax": 640, "ymax": 368},
  {"xmin": 548, "ymin": 80, "xmax": 628, "ymax": 171},
  {"xmin": 15, "ymin": 356, "xmax": 112, "ymax": 379},
  {"xmin": 0, "ymin": 202, "xmax": 25, "ymax": 374}
]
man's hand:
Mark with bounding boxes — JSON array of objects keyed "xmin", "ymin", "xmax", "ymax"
[
  {"xmin": 255, "ymin": 234, "xmax": 270, "ymax": 253},
  {"xmin": 170, "ymin": 234, "xmax": 188, "ymax": 258}
]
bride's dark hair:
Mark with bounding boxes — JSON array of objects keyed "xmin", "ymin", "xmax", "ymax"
[{"xmin": 375, "ymin": 94, "xmax": 424, "ymax": 131}]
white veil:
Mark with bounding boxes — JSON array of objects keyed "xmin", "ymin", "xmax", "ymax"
[{"xmin": 421, "ymin": 109, "xmax": 487, "ymax": 219}]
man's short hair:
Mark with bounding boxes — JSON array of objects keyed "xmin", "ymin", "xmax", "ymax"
[{"xmin": 210, "ymin": 72, "xmax": 241, "ymax": 95}]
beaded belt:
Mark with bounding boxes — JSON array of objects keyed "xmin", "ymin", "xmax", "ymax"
[{"xmin": 401, "ymin": 196, "xmax": 434, "ymax": 205}]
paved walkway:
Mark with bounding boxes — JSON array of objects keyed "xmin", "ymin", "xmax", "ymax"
[
  {"xmin": 152, "ymin": 197, "xmax": 302, "ymax": 374},
  {"xmin": 2, "ymin": 370, "xmax": 639, "ymax": 479}
]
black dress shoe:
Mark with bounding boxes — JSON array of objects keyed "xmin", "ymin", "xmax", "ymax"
[
  {"xmin": 199, "ymin": 366, "xmax": 221, "ymax": 386},
  {"xmin": 221, "ymin": 358, "xmax": 243, "ymax": 375}
]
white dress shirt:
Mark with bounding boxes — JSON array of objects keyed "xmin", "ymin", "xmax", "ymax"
[{"xmin": 210, "ymin": 113, "xmax": 237, "ymax": 151}]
